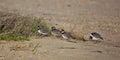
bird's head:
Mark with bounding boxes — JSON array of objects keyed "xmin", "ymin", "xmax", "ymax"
[{"xmin": 61, "ymin": 29, "xmax": 65, "ymax": 34}]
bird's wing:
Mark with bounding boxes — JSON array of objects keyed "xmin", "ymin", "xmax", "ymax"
[
  {"xmin": 66, "ymin": 33, "xmax": 73, "ymax": 39},
  {"xmin": 53, "ymin": 29, "xmax": 61, "ymax": 34},
  {"xmin": 93, "ymin": 33, "xmax": 103, "ymax": 39}
]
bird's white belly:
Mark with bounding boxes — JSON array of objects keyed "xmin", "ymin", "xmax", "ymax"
[
  {"xmin": 92, "ymin": 37, "xmax": 100, "ymax": 40},
  {"xmin": 42, "ymin": 33, "xmax": 48, "ymax": 35},
  {"xmin": 62, "ymin": 34, "xmax": 68, "ymax": 39},
  {"xmin": 38, "ymin": 30, "xmax": 42, "ymax": 34},
  {"xmin": 38, "ymin": 30, "xmax": 47, "ymax": 35}
]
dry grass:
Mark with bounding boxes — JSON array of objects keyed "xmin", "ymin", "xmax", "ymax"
[
  {"xmin": 0, "ymin": 12, "xmax": 50, "ymax": 41},
  {"xmin": 0, "ymin": 34, "xmax": 29, "ymax": 41}
]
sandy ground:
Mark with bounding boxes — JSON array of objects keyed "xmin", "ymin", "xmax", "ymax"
[
  {"xmin": 0, "ymin": 0, "xmax": 120, "ymax": 60},
  {"xmin": 0, "ymin": 37, "xmax": 120, "ymax": 60}
]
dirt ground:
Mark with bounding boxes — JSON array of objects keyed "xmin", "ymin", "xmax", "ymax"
[
  {"xmin": 0, "ymin": 37, "xmax": 120, "ymax": 60},
  {"xmin": 0, "ymin": 0, "xmax": 120, "ymax": 60}
]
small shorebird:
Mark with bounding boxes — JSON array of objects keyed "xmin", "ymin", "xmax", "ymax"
[
  {"xmin": 90, "ymin": 32, "xmax": 103, "ymax": 42},
  {"xmin": 38, "ymin": 26, "xmax": 49, "ymax": 36},
  {"xmin": 61, "ymin": 29, "xmax": 76, "ymax": 43},
  {"xmin": 51, "ymin": 26, "xmax": 61, "ymax": 37}
]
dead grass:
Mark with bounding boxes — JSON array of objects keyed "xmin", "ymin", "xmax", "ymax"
[
  {"xmin": 10, "ymin": 45, "xmax": 29, "ymax": 51},
  {"xmin": 0, "ymin": 11, "xmax": 50, "ymax": 41},
  {"xmin": 0, "ymin": 34, "xmax": 29, "ymax": 41}
]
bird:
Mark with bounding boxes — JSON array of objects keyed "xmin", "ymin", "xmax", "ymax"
[
  {"xmin": 61, "ymin": 29, "xmax": 76, "ymax": 43},
  {"xmin": 61, "ymin": 29, "xmax": 73, "ymax": 39},
  {"xmin": 38, "ymin": 26, "xmax": 49, "ymax": 36},
  {"xmin": 90, "ymin": 32, "xmax": 103, "ymax": 42},
  {"xmin": 51, "ymin": 26, "xmax": 61, "ymax": 37}
]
